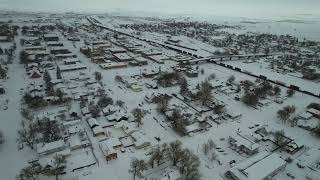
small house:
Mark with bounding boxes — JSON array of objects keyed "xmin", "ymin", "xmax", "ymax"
[
  {"xmin": 44, "ymin": 34, "xmax": 59, "ymax": 42},
  {"xmin": 131, "ymin": 131, "xmax": 151, "ymax": 149},
  {"xmin": 92, "ymin": 125, "xmax": 105, "ymax": 137},
  {"xmin": 36, "ymin": 140, "xmax": 66, "ymax": 156},
  {"xmin": 225, "ymin": 151, "xmax": 286, "ymax": 180},
  {"xmin": 229, "ymin": 133, "xmax": 260, "ymax": 155},
  {"xmin": 87, "ymin": 118, "xmax": 100, "ymax": 128},
  {"xmin": 99, "ymin": 141, "xmax": 117, "ymax": 161}
]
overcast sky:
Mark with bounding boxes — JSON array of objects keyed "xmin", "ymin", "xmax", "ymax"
[{"xmin": 1, "ymin": 0, "xmax": 319, "ymax": 17}]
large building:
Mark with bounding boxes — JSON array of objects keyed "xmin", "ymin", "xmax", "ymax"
[{"xmin": 225, "ymin": 151, "xmax": 286, "ymax": 180}]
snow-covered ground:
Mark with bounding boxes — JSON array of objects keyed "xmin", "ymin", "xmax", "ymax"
[{"xmin": 0, "ymin": 12, "xmax": 319, "ymax": 180}]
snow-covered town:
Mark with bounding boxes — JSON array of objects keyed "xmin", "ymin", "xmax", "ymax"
[{"xmin": 0, "ymin": 4, "xmax": 320, "ymax": 180}]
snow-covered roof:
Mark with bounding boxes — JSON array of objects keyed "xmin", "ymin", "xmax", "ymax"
[
  {"xmin": 68, "ymin": 125, "xmax": 83, "ymax": 134},
  {"xmin": 68, "ymin": 151, "xmax": 96, "ymax": 172},
  {"xmin": 149, "ymin": 54, "xmax": 169, "ymax": 61},
  {"xmin": 119, "ymin": 136, "xmax": 134, "ymax": 148},
  {"xmin": 118, "ymin": 121, "xmax": 137, "ymax": 135},
  {"xmin": 185, "ymin": 122, "xmax": 200, "ymax": 133},
  {"xmin": 103, "ymin": 137, "xmax": 122, "ymax": 149},
  {"xmin": 307, "ymin": 108, "xmax": 320, "ymax": 116},
  {"xmin": 160, "ymin": 168, "xmax": 181, "ymax": 180},
  {"xmin": 298, "ymin": 112, "xmax": 313, "ymax": 120},
  {"xmin": 227, "ymin": 151, "xmax": 286, "ymax": 180},
  {"xmin": 99, "ymin": 62, "xmax": 127, "ymax": 69},
  {"xmin": 69, "ymin": 135, "xmax": 82, "ymax": 150},
  {"xmin": 99, "ymin": 140, "xmax": 117, "ymax": 156},
  {"xmin": 108, "ymin": 47, "xmax": 127, "ymax": 53},
  {"xmin": 58, "ymin": 63, "xmax": 87, "ymax": 72},
  {"xmin": 131, "ymin": 131, "xmax": 151, "ymax": 148},
  {"xmin": 113, "ymin": 53, "xmax": 132, "ymax": 61},
  {"xmin": 92, "ymin": 126, "xmax": 105, "ymax": 136},
  {"xmin": 230, "ymin": 133, "xmax": 260, "ymax": 152},
  {"xmin": 36, "ymin": 140, "xmax": 66, "ymax": 155}
]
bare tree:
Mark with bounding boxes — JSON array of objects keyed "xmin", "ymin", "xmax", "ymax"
[
  {"xmin": 214, "ymin": 104, "xmax": 225, "ymax": 115},
  {"xmin": 21, "ymin": 108, "xmax": 33, "ymax": 121},
  {"xmin": 227, "ymin": 75, "xmax": 235, "ymax": 83},
  {"xmin": 179, "ymin": 77, "xmax": 189, "ymax": 96},
  {"xmin": 313, "ymin": 123, "xmax": 320, "ymax": 137},
  {"xmin": 274, "ymin": 130, "xmax": 286, "ymax": 148},
  {"xmin": 242, "ymin": 91, "xmax": 258, "ymax": 106},
  {"xmin": 94, "ymin": 71, "xmax": 102, "ymax": 81},
  {"xmin": 97, "ymin": 95, "xmax": 113, "ymax": 108},
  {"xmin": 16, "ymin": 162, "xmax": 42, "ymax": 180},
  {"xmin": 179, "ymin": 149, "xmax": 201, "ymax": 180},
  {"xmin": 273, "ymin": 86, "xmax": 281, "ymax": 96},
  {"xmin": 131, "ymin": 108, "xmax": 145, "ymax": 127},
  {"xmin": 115, "ymin": 100, "xmax": 125, "ymax": 108},
  {"xmin": 196, "ymin": 80, "xmax": 213, "ymax": 105},
  {"xmin": 0, "ymin": 130, "xmax": 4, "ymax": 144},
  {"xmin": 37, "ymin": 119, "xmax": 62, "ymax": 143},
  {"xmin": 170, "ymin": 109, "xmax": 187, "ymax": 135},
  {"xmin": 156, "ymin": 95, "xmax": 170, "ymax": 113},
  {"xmin": 208, "ymin": 73, "xmax": 216, "ymax": 80},
  {"xmin": 129, "ymin": 158, "xmax": 147, "ymax": 180},
  {"xmin": 0, "ymin": 65, "xmax": 7, "ymax": 79},
  {"xmin": 286, "ymin": 89, "xmax": 295, "ymax": 97},
  {"xmin": 210, "ymin": 151, "xmax": 218, "ymax": 162},
  {"xmin": 149, "ymin": 143, "xmax": 168, "ymax": 168},
  {"xmin": 202, "ymin": 139, "xmax": 217, "ymax": 162},
  {"xmin": 168, "ymin": 140, "xmax": 183, "ymax": 166},
  {"xmin": 277, "ymin": 105, "xmax": 296, "ymax": 123},
  {"xmin": 51, "ymin": 154, "xmax": 66, "ymax": 180},
  {"xmin": 89, "ymin": 103, "xmax": 100, "ymax": 118},
  {"xmin": 202, "ymin": 143, "xmax": 210, "ymax": 155},
  {"xmin": 17, "ymin": 121, "xmax": 36, "ymax": 149}
]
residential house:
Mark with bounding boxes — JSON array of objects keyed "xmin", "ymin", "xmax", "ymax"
[
  {"xmin": 225, "ymin": 151, "xmax": 286, "ymax": 180},
  {"xmin": 36, "ymin": 140, "xmax": 66, "ymax": 156},
  {"xmin": 229, "ymin": 133, "xmax": 260, "ymax": 155},
  {"xmin": 99, "ymin": 140, "xmax": 117, "ymax": 161}
]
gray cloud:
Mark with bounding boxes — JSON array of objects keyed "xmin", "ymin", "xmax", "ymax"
[{"xmin": 0, "ymin": 0, "xmax": 319, "ymax": 17}]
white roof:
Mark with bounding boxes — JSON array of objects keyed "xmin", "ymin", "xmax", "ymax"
[
  {"xmin": 119, "ymin": 136, "xmax": 134, "ymax": 147},
  {"xmin": 69, "ymin": 135, "xmax": 82, "ymax": 149},
  {"xmin": 0, "ymin": 36, "xmax": 8, "ymax": 40},
  {"xmin": 44, "ymin": 33, "xmax": 58, "ymax": 38},
  {"xmin": 68, "ymin": 151, "xmax": 96, "ymax": 172},
  {"xmin": 131, "ymin": 131, "xmax": 150, "ymax": 147},
  {"xmin": 185, "ymin": 123, "xmax": 200, "ymax": 133},
  {"xmin": 299, "ymin": 112, "xmax": 313, "ymax": 119},
  {"xmin": 87, "ymin": 118, "xmax": 100, "ymax": 128},
  {"xmin": 230, "ymin": 133, "xmax": 260, "ymax": 151},
  {"xmin": 108, "ymin": 47, "xmax": 126, "ymax": 53},
  {"xmin": 307, "ymin": 108, "xmax": 320, "ymax": 115},
  {"xmin": 160, "ymin": 168, "xmax": 181, "ymax": 180},
  {"xmin": 228, "ymin": 151, "xmax": 286, "ymax": 180},
  {"xmin": 245, "ymin": 153, "xmax": 286, "ymax": 179},
  {"xmin": 119, "ymin": 121, "xmax": 137, "ymax": 134},
  {"xmin": 113, "ymin": 53, "xmax": 132, "ymax": 60},
  {"xmin": 99, "ymin": 140, "xmax": 117, "ymax": 156},
  {"xmin": 58, "ymin": 63, "xmax": 87, "ymax": 72},
  {"xmin": 135, "ymin": 56, "xmax": 148, "ymax": 62},
  {"xmin": 92, "ymin": 126, "xmax": 105, "ymax": 135},
  {"xmin": 99, "ymin": 62, "xmax": 127, "ymax": 69},
  {"xmin": 104, "ymin": 137, "xmax": 122, "ymax": 148},
  {"xmin": 149, "ymin": 54, "xmax": 169, "ymax": 61},
  {"xmin": 36, "ymin": 140, "xmax": 65, "ymax": 155},
  {"xmin": 68, "ymin": 125, "xmax": 83, "ymax": 134}
]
